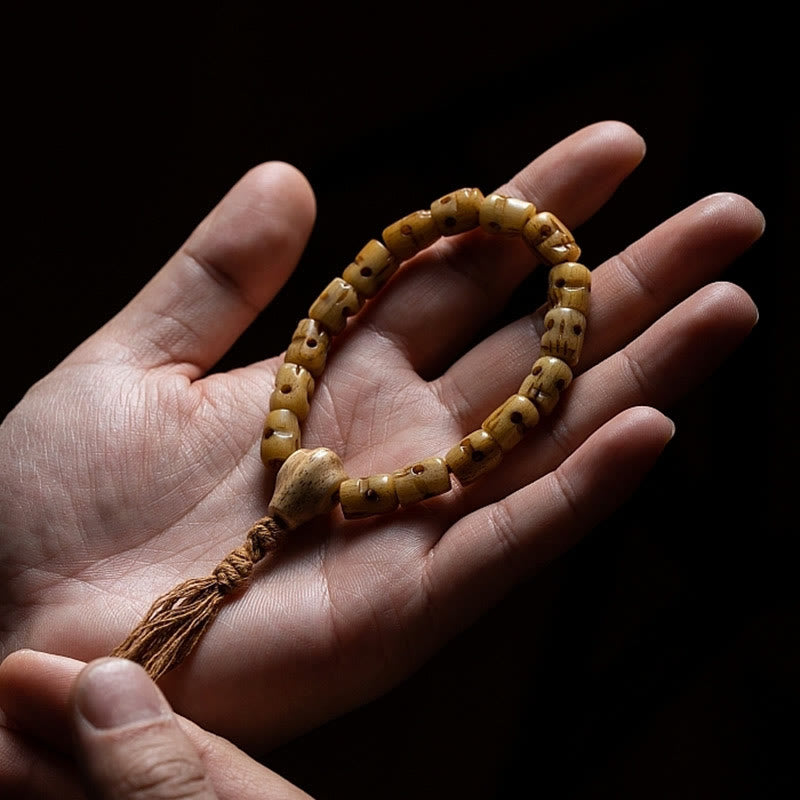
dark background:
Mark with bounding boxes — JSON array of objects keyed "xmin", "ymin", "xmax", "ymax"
[{"xmin": 3, "ymin": 2, "xmax": 796, "ymax": 797}]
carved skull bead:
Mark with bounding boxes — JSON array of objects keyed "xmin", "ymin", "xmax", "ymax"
[
  {"xmin": 547, "ymin": 262, "xmax": 592, "ymax": 315},
  {"xmin": 540, "ymin": 307, "xmax": 586, "ymax": 367}
]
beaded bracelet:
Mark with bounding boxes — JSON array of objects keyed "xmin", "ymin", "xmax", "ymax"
[{"xmin": 112, "ymin": 187, "xmax": 590, "ymax": 680}]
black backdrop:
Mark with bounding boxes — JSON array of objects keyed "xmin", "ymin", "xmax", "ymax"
[{"xmin": 3, "ymin": 2, "xmax": 796, "ymax": 797}]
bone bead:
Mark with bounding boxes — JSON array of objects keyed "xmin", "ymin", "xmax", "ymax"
[
  {"xmin": 519, "ymin": 357, "xmax": 573, "ymax": 415},
  {"xmin": 260, "ymin": 409, "xmax": 301, "ymax": 468},
  {"xmin": 481, "ymin": 394, "xmax": 541, "ymax": 452},
  {"xmin": 269, "ymin": 363, "xmax": 315, "ymax": 421},
  {"xmin": 342, "ymin": 239, "xmax": 399, "ymax": 298},
  {"xmin": 445, "ymin": 429, "xmax": 503, "ymax": 486},
  {"xmin": 285, "ymin": 318, "xmax": 331, "ymax": 377},
  {"xmin": 308, "ymin": 277, "xmax": 363, "ymax": 335},
  {"xmin": 268, "ymin": 447, "xmax": 348, "ymax": 530},
  {"xmin": 339, "ymin": 474, "xmax": 399, "ymax": 519},
  {"xmin": 430, "ymin": 188, "xmax": 484, "ymax": 235},
  {"xmin": 548, "ymin": 262, "xmax": 592, "ymax": 315},
  {"xmin": 523, "ymin": 211, "xmax": 581, "ymax": 264},
  {"xmin": 479, "ymin": 194, "xmax": 536, "ymax": 236},
  {"xmin": 540, "ymin": 307, "xmax": 586, "ymax": 367},
  {"xmin": 382, "ymin": 210, "xmax": 440, "ymax": 261},
  {"xmin": 392, "ymin": 456, "xmax": 451, "ymax": 505}
]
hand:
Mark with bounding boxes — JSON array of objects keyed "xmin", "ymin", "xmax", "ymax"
[
  {"xmin": 0, "ymin": 650, "xmax": 311, "ymax": 799},
  {"xmin": 0, "ymin": 121, "xmax": 762, "ymax": 750}
]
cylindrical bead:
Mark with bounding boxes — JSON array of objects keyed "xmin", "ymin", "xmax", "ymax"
[
  {"xmin": 522, "ymin": 211, "xmax": 581, "ymax": 264},
  {"xmin": 260, "ymin": 409, "xmax": 301, "ymax": 468},
  {"xmin": 430, "ymin": 188, "xmax": 484, "ymax": 236},
  {"xmin": 479, "ymin": 194, "xmax": 536, "ymax": 236},
  {"xmin": 519, "ymin": 356, "xmax": 573, "ymax": 415},
  {"xmin": 481, "ymin": 394, "xmax": 540, "ymax": 452},
  {"xmin": 547, "ymin": 262, "xmax": 592, "ymax": 314},
  {"xmin": 339, "ymin": 474, "xmax": 399, "ymax": 519},
  {"xmin": 284, "ymin": 318, "xmax": 331, "ymax": 377},
  {"xmin": 540, "ymin": 307, "xmax": 586, "ymax": 367},
  {"xmin": 392, "ymin": 456, "xmax": 451, "ymax": 505},
  {"xmin": 382, "ymin": 210, "xmax": 440, "ymax": 262},
  {"xmin": 269, "ymin": 363, "xmax": 315, "ymax": 421},
  {"xmin": 308, "ymin": 277, "xmax": 363, "ymax": 335},
  {"xmin": 342, "ymin": 239, "xmax": 399, "ymax": 298},
  {"xmin": 445, "ymin": 429, "xmax": 502, "ymax": 486},
  {"xmin": 268, "ymin": 448, "xmax": 348, "ymax": 530}
]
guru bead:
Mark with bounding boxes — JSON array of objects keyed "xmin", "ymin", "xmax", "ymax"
[
  {"xmin": 260, "ymin": 409, "xmax": 301, "ymax": 468},
  {"xmin": 481, "ymin": 394, "xmax": 540, "ymax": 452},
  {"xmin": 522, "ymin": 211, "xmax": 581, "ymax": 265},
  {"xmin": 268, "ymin": 448, "xmax": 349, "ymax": 530},
  {"xmin": 269, "ymin": 363, "xmax": 315, "ymax": 421},
  {"xmin": 339, "ymin": 474, "xmax": 399, "ymax": 519},
  {"xmin": 445, "ymin": 429, "xmax": 503, "ymax": 486},
  {"xmin": 285, "ymin": 318, "xmax": 331, "ymax": 377},
  {"xmin": 540, "ymin": 307, "xmax": 586, "ymax": 367},
  {"xmin": 430, "ymin": 188, "xmax": 484, "ymax": 235},
  {"xmin": 392, "ymin": 456, "xmax": 452, "ymax": 505},
  {"xmin": 342, "ymin": 239, "xmax": 399, "ymax": 298},
  {"xmin": 309, "ymin": 277, "xmax": 363, "ymax": 335},
  {"xmin": 548, "ymin": 262, "xmax": 592, "ymax": 314},
  {"xmin": 519, "ymin": 356, "xmax": 573, "ymax": 415},
  {"xmin": 479, "ymin": 194, "xmax": 536, "ymax": 236},
  {"xmin": 382, "ymin": 210, "xmax": 440, "ymax": 261}
]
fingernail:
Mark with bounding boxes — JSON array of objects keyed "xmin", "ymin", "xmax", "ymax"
[
  {"xmin": 76, "ymin": 658, "xmax": 169, "ymax": 730},
  {"xmin": 666, "ymin": 418, "xmax": 677, "ymax": 442}
]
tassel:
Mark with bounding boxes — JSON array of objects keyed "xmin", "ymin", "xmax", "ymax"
[{"xmin": 111, "ymin": 515, "xmax": 286, "ymax": 681}]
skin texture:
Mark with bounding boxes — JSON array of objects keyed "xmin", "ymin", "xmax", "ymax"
[{"xmin": 0, "ymin": 121, "xmax": 762, "ymax": 794}]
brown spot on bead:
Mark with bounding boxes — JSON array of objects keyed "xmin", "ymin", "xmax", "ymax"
[
  {"xmin": 263, "ymin": 428, "xmax": 275, "ymax": 439},
  {"xmin": 412, "ymin": 464, "xmax": 426, "ymax": 475},
  {"xmin": 441, "ymin": 195, "xmax": 453, "ymax": 204},
  {"xmin": 360, "ymin": 266, "xmax": 373, "ymax": 277},
  {"xmin": 471, "ymin": 450, "xmax": 485, "ymax": 462},
  {"xmin": 540, "ymin": 225, "xmax": 552, "ymax": 236},
  {"xmin": 280, "ymin": 384, "xmax": 292, "ymax": 394},
  {"xmin": 306, "ymin": 338, "xmax": 317, "ymax": 348},
  {"xmin": 555, "ymin": 379, "xmax": 566, "ymax": 391},
  {"xmin": 532, "ymin": 365, "xmax": 543, "ymax": 375},
  {"xmin": 510, "ymin": 411, "xmax": 523, "ymax": 424},
  {"xmin": 555, "ymin": 278, "xmax": 566, "ymax": 287},
  {"xmin": 444, "ymin": 216, "xmax": 457, "ymax": 227},
  {"xmin": 401, "ymin": 224, "xmax": 413, "ymax": 235},
  {"xmin": 573, "ymin": 324, "xmax": 583, "ymax": 335},
  {"xmin": 365, "ymin": 488, "xmax": 379, "ymax": 501},
  {"xmin": 546, "ymin": 319, "xmax": 555, "ymax": 329}
]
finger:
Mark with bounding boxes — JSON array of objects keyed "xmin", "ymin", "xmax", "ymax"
[
  {"xmin": 425, "ymin": 407, "xmax": 675, "ymax": 637},
  {"xmin": 342, "ymin": 120, "xmax": 645, "ymax": 377},
  {"xmin": 71, "ymin": 161, "xmax": 316, "ymax": 377},
  {"xmin": 435, "ymin": 192, "xmax": 763, "ymax": 431}
]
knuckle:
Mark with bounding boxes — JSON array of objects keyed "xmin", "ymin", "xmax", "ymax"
[{"xmin": 117, "ymin": 736, "xmax": 209, "ymax": 800}]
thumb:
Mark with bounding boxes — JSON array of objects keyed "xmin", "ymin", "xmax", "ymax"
[{"xmin": 71, "ymin": 657, "xmax": 217, "ymax": 799}]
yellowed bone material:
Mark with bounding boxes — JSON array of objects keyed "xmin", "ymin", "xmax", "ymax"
[
  {"xmin": 309, "ymin": 277, "xmax": 363, "ymax": 335},
  {"xmin": 430, "ymin": 188, "xmax": 484, "ymax": 235},
  {"xmin": 285, "ymin": 318, "xmax": 331, "ymax": 377},
  {"xmin": 479, "ymin": 194, "xmax": 536, "ymax": 236},
  {"xmin": 339, "ymin": 474, "xmax": 399, "ymax": 518},
  {"xmin": 482, "ymin": 394, "xmax": 540, "ymax": 451},
  {"xmin": 523, "ymin": 211, "xmax": 581, "ymax": 265},
  {"xmin": 445, "ymin": 429, "xmax": 502, "ymax": 485},
  {"xmin": 342, "ymin": 239, "xmax": 399, "ymax": 298},
  {"xmin": 269, "ymin": 363, "xmax": 316, "ymax": 421},
  {"xmin": 260, "ymin": 409, "xmax": 301, "ymax": 468},
  {"xmin": 519, "ymin": 356, "xmax": 573, "ymax": 415},
  {"xmin": 268, "ymin": 448, "xmax": 349, "ymax": 530},
  {"xmin": 540, "ymin": 307, "xmax": 586, "ymax": 366},
  {"xmin": 393, "ymin": 457, "xmax": 452, "ymax": 505},
  {"xmin": 382, "ymin": 210, "xmax": 440, "ymax": 261},
  {"xmin": 548, "ymin": 262, "xmax": 592, "ymax": 314}
]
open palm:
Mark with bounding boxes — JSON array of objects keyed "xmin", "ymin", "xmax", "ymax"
[{"xmin": 0, "ymin": 122, "xmax": 762, "ymax": 753}]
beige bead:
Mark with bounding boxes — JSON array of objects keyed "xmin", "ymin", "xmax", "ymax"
[
  {"xmin": 260, "ymin": 409, "xmax": 301, "ymax": 469},
  {"xmin": 392, "ymin": 457, "xmax": 451, "ymax": 505},
  {"xmin": 285, "ymin": 318, "xmax": 331, "ymax": 377},
  {"xmin": 479, "ymin": 194, "xmax": 536, "ymax": 236},
  {"xmin": 430, "ymin": 188, "xmax": 484, "ymax": 236},
  {"xmin": 522, "ymin": 211, "xmax": 581, "ymax": 264},
  {"xmin": 519, "ymin": 357, "xmax": 573, "ymax": 415},
  {"xmin": 481, "ymin": 394, "xmax": 541, "ymax": 452},
  {"xmin": 339, "ymin": 474, "xmax": 399, "ymax": 519},
  {"xmin": 342, "ymin": 239, "xmax": 399, "ymax": 298},
  {"xmin": 269, "ymin": 363, "xmax": 315, "ymax": 421},
  {"xmin": 445, "ymin": 429, "xmax": 502, "ymax": 486},
  {"xmin": 540, "ymin": 307, "xmax": 586, "ymax": 367},
  {"xmin": 268, "ymin": 447, "xmax": 348, "ymax": 530},
  {"xmin": 308, "ymin": 277, "xmax": 363, "ymax": 335},
  {"xmin": 548, "ymin": 262, "xmax": 592, "ymax": 315},
  {"xmin": 382, "ymin": 210, "xmax": 440, "ymax": 261}
]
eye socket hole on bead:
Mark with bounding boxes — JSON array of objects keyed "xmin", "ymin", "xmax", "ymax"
[
  {"xmin": 510, "ymin": 411, "xmax": 523, "ymax": 424},
  {"xmin": 532, "ymin": 365, "xmax": 543, "ymax": 375},
  {"xmin": 555, "ymin": 379, "xmax": 566, "ymax": 391},
  {"xmin": 411, "ymin": 464, "xmax": 425, "ymax": 475},
  {"xmin": 264, "ymin": 428, "xmax": 274, "ymax": 439},
  {"xmin": 306, "ymin": 338, "xmax": 318, "ymax": 348},
  {"xmin": 471, "ymin": 450, "xmax": 485, "ymax": 462},
  {"xmin": 360, "ymin": 266, "xmax": 372, "ymax": 277},
  {"xmin": 365, "ymin": 488, "xmax": 379, "ymax": 502},
  {"xmin": 555, "ymin": 278, "xmax": 566, "ymax": 287},
  {"xmin": 573, "ymin": 325, "xmax": 582, "ymax": 335},
  {"xmin": 444, "ymin": 217, "xmax": 457, "ymax": 227},
  {"xmin": 280, "ymin": 385, "xmax": 292, "ymax": 394}
]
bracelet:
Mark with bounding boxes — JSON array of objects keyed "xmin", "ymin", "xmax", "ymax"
[{"xmin": 112, "ymin": 187, "xmax": 590, "ymax": 680}]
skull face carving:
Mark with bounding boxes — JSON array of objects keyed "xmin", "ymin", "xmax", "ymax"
[
  {"xmin": 285, "ymin": 318, "xmax": 330, "ymax": 377},
  {"xmin": 519, "ymin": 356, "xmax": 573, "ymax": 415},
  {"xmin": 548, "ymin": 262, "xmax": 591, "ymax": 314},
  {"xmin": 522, "ymin": 211, "xmax": 581, "ymax": 265},
  {"xmin": 540, "ymin": 307, "xmax": 586, "ymax": 367}
]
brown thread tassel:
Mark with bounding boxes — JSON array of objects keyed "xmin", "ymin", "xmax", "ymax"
[{"xmin": 111, "ymin": 515, "xmax": 286, "ymax": 681}]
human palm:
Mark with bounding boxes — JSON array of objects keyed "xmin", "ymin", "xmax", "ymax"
[{"xmin": 0, "ymin": 122, "xmax": 762, "ymax": 753}]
